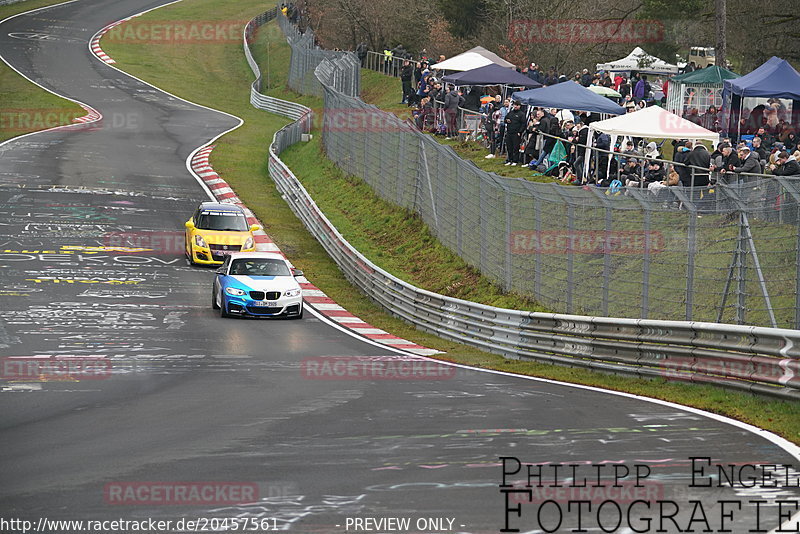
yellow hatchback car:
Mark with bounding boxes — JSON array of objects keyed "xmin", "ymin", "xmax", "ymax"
[{"xmin": 185, "ymin": 202, "xmax": 260, "ymax": 265}]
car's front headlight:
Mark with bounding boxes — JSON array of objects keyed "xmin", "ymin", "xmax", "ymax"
[
  {"xmin": 284, "ymin": 288, "xmax": 302, "ymax": 298},
  {"xmin": 225, "ymin": 287, "xmax": 246, "ymax": 296},
  {"xmin": 243, "ymin": 237, "xmax": 254, "ymax": 249},
  {"xmin": 194, "ymin": 234, "xmax": 207, "ymax": 248}
]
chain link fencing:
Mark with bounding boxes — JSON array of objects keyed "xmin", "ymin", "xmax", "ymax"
[
  {"xmin": 274, "ymin": 12, "xmax": 800, "ymax": 330},
  {"xmin": 277, "ymin": 14, "xmax": 359, "ymax": 98}
]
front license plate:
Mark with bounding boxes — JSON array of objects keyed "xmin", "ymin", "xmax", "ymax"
[
  {"xmin": 254, "ymin": 301, "xmax": 278, "ymax": 307},
  {"xmin": 215, "ymin": 250, "xmax": 234, "ymax": 255}
]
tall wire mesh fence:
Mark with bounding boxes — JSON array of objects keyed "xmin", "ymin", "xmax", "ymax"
[
  {"xmin": 275, "ymin": 12, "xmax": 800, "ymax": 329},
  {"xmin": 276, "ymin": 15, "xmax": 359, "ymax": 98}
]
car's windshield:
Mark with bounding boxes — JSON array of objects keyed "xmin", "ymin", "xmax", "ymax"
[
  {"xmin": 229, "ymin": 258, "xmax": 291, "ymax": 276},
  {"xmin": 195, "ymin": 211, "xmax": 249, "ymax": 231}
]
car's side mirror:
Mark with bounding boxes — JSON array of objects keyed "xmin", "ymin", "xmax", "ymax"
[
  {"xmin": 216, "ymin": 266, "xmax": 227, "ymax": 275},
  {"xmin": 291, "ymin": 268, "xmax": 304, "ymax": 277},
  {"xmin": 185, "ymin": 220, "xmax": 195, "ymax": 229},
  {"xmin": 250, "ymin": 224, "xmax": 261, "ymax": 232}
]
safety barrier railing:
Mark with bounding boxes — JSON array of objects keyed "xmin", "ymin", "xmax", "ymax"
[
  {"xmin": 364, "ymin": 50, "xmax": 407, "ymax": 78},
  {"xmin": 241, "ymin": 7, "xmax": 800, "ymax": 400}
]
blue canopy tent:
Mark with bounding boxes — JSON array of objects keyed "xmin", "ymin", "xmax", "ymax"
[
  {"xmin": 511, "ymin": 81, "xmax": 626, "ymax": 115},
  {"xmin": 721, "ymin": 56, "xmax": 800, "ymax": 138},
  {"xmin": 442, "ymin": 63, "xmax": 542, "ymax": 88}
]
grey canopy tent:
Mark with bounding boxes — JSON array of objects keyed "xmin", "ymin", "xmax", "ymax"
[
  {"xmin": 442, "ymin": 64, "xmax": 542, "ymax": 88},
  {"xmin": 512, "ymin": 81, "xmax": 625, "ymax": 115}
]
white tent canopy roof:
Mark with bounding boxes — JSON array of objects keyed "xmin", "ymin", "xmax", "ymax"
[
  {"xmin": 431, "ymin": 46, "xmax": 515, "ymax": 71},
  {"xmin": 588, "ymin": 106, "xmax": 719, "ymax": 141},
  {"xmin": 596, "ymin": 46, "xmax": 679, "ymax": 75}
]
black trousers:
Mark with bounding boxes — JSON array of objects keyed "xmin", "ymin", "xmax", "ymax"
[{"xmin": 505, "ymin": 131, "xmax": 521, "ymax": 163}]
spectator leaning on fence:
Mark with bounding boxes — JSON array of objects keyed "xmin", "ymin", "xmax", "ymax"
[
  {"xmin": 732, "ymin": 146, "xmax": 762, "ymax": 176},
  {"xmin": 711, "ymin": 142, "xmax": 741, "ymax": 180},
  {"xmin": 770, "ymin": 151, "xmax": 800, "ymax": 176},
  {"xmin": 686, "ymin": 141, "xmax": 711, "ymax": 186}
]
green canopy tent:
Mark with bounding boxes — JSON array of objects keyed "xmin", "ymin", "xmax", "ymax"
[{"xmin": 666, "ymin": 66, "xmax": 739, "ymax": 122}]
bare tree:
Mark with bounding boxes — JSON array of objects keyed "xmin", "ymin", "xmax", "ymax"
[{"xmin": 715, "ymin": 0, "xmax": 726, "ymax": 68}]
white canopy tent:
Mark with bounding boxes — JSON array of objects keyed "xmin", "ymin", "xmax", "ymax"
[
  {"xmin": 596, "ymin": 47, "xmax": 679, "ymax": 76},
  {"xmin": 589, "ymin": 105, "xmax": 719, "ymax": 141},
  {"xmin": 584, "ymin": 106, "xmax": 719, "ymax": 178},
  {"xmin": 431, "ymin": 46, "xmax": 515, "ymax": 72}
]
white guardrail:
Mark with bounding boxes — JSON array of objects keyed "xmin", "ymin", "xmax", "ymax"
[{"xmin": 243, "ymin": 10, "xmax": 800, "ymax": 401}]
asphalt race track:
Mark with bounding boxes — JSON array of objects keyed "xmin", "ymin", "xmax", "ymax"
[{"xmin": 1, "ymin": 1, "xmax": 799, "ymax": 533}]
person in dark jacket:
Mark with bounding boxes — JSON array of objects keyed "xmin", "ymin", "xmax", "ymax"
[
  {"xmin": 526, "ymin": 109, "xmax": 557, "ymax": 169},
  {"xmin": 685, "ymin": 141, "xmax": 711, "ymax": 186},
  {"xmin": 621, "ymin": 158, "xmax": 643, "ymax": 187},
  {"xmin": 731, "ymin": 147, "xmax": 761, "ymax": 176},
  {"xmin": 503, "ymin": 101, "xmax": 526, "ymax": 165},
  {"xmin": 527, "ymin": 63, "xmax": 541, "ymax": 83},
  {"xmin": 770, "ymin": 151, "xmax": 800, "ymax": 176},
  {"xmin": 751, "ymin": 136, "xmax": 769, "ymax": 162},
  {"xmin": 443, "ymin": 85, "xmax": 464, "ymax": 139},
  {"xmin": 543, "ymin": 69, "xmax": 558, "ymax": 86},
  {"xmin": 673, "ymin": 141, "xmax": 692, "ymax": 186},
  {"xmin": 355, "ymin": 42, "xmax": 368, "ymax": 66},
  {"xmin": 400, "ymin": 60, "xmax": 414, "ymax": 105},
  {"xmin": 711, "ymin": 143, "xmax": 741, "ymax": 182},
  {"xmin": 580, "ymin": 68, "xmax": 592, "ymax": 87},
  {"xmin": 701, "ymin": 106, "xmax": 719, "ymax": 132},
  {"xmin": 643, "ymin": 159, "xmax": 666, "ymax": 185},
  {"xmin": 462, "ymin": 86, "xmax": 481, "ymax": 112}
]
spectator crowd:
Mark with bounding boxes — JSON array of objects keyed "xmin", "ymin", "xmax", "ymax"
[{"xmin": 373, "ymin": 48, "xmax": 800, "ymax": 187}]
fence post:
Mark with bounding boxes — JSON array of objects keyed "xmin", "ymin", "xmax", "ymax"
[
  {"xmin": 736, "ymin": 211, "xmax": 747, "ymax": 324},
  {"xmin": 505, "ymin": 186, "xmax": 513, "ymax": 292},
  {"xmin": 567, "ymin": 203, "xmax": 574, "ymax": 314},
  {"xmin": 686, "ymin": 209, "xmax": 696, "ymax": 321},
  {"xmin": 642, "ymin": 209, "xmax": 651, "ymax": 319},
  {"xmin": 479, "ymin": 179, "xmax": 489, "ymax": 276},
  {"xmin": 603, "ymin": 207, "xmax": 611, "ymax": 316},
  {"xmin": 534, "ymin": 197, "xmax": 542, "ymax": 302},
  {"xmin": 797, "ymin": 225, "xmax": 800, "ymax": 329},
  {"xmin": 456, "ymin": 159, "xmax": 464, "ymax": 256}
]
